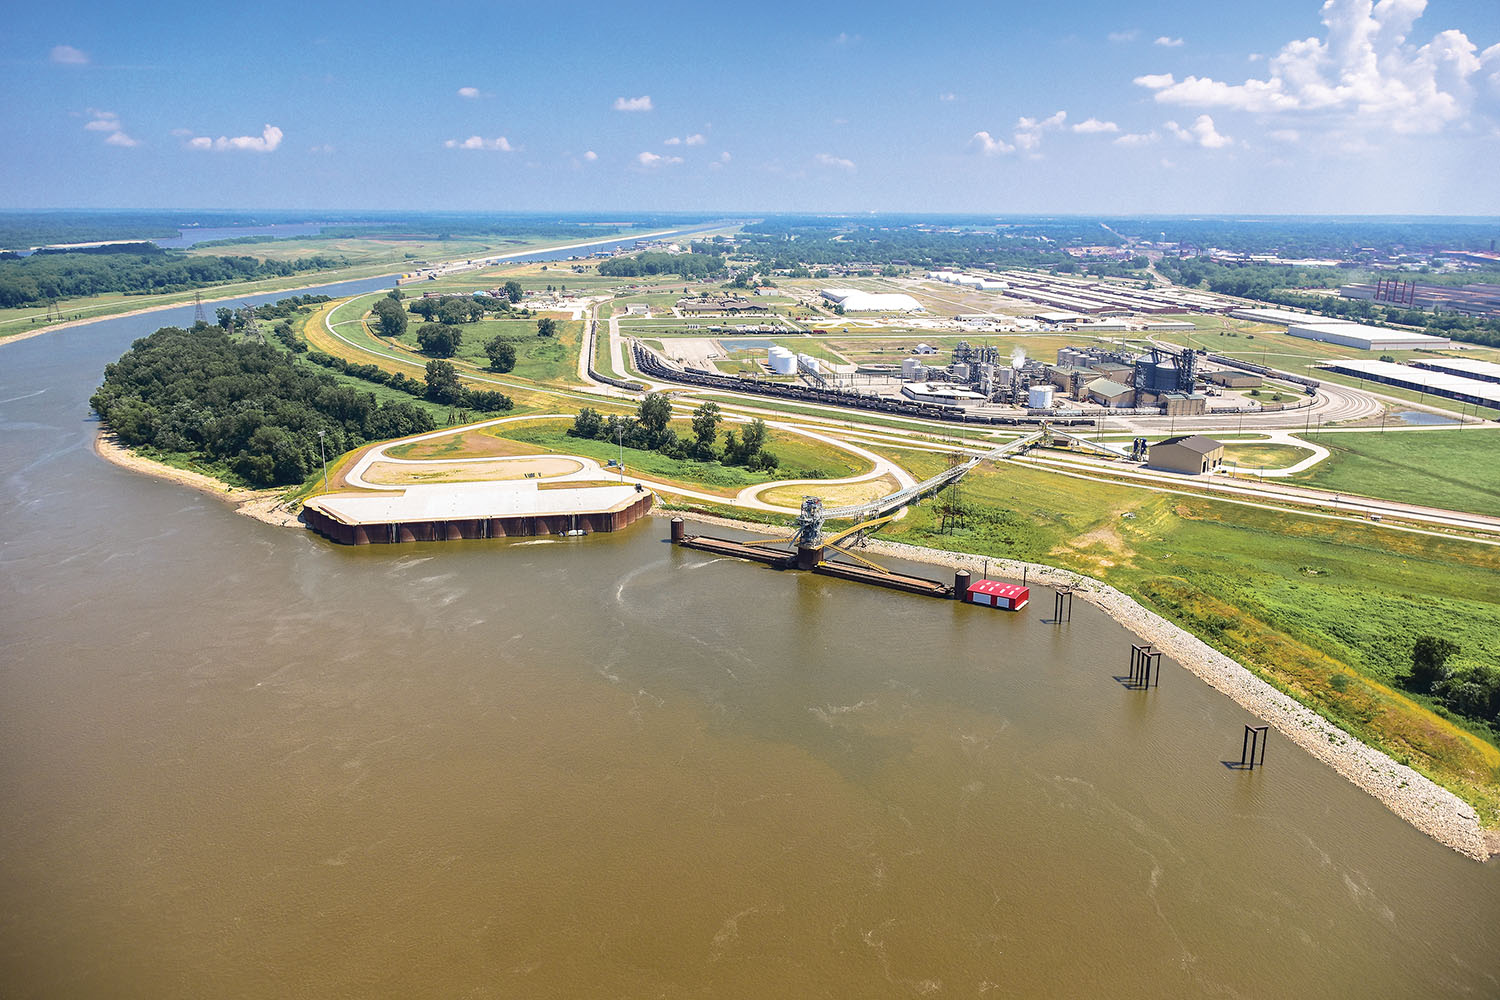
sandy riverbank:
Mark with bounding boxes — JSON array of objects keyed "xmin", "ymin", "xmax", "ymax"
[
  {"xmin": 664, "ymin": 507, "xmax": 1498, "ymax": 862},
  {"xmin": 94, "ymin": 431, "xmax": 303, "ymax": 528}
]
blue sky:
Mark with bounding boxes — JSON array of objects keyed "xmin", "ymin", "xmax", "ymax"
[{"xmin": 4, "ymin": 0, "xmax": 1497, "ymax": 214}]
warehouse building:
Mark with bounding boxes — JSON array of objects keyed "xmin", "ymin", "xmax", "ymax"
[
  {"xmin": 1288, "ymin": 321, "xmax": 1450, "ymax": 351},
  {"xmin": 820, "ymin": 288, "xmax": 924, "ymax": 312},
  {"xmin": 1203, "ymin": 370, "xmax": 1263, "ymax": 388},
  {"xmin": 1149, "ymin": 435, "xmax": 1224, "ymax": 475},
  {"xmin": 1409, "ymin": 357, "xmax": 1500, "ymax": 385},
  {"xmin": 1320, "ymin": 360, "xmax": 1500, "ymax": 409}
]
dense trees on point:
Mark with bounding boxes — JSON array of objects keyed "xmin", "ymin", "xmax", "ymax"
[
  {"xmin": 597, "ymin": 250, "xmax": 726, "ymax": 279},
  {"xmin": 90, "ymin": 324, "xmax": 435, "ymax": 487},
  {"xmin": 416, "ymin": 322, "xmax": 462, "ymax": 357},
  {"xmin": 371, "ymin": 297, "xmax": 408, "ymax": 337}
]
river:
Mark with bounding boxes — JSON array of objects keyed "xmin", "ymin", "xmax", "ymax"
[{"xmin": 1, "ymin": 285, "xmax": 1497, "ymax": 998}]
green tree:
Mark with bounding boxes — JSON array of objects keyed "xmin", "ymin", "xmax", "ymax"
[
  {"xmin": 536, "ymin": 317, "xmax": 560, "ymax": 338},
  {"xmin": 636, "ymin": 392, "xmax": 672, "ymax": 448},
  {"xmin": 485, "ymin": 336, "xmax": 517, "ymax": 373},
  {"xmin": 570, "ymin": 406, "xmax": 604, "ymax": 439},
  {"xmin": 504, "ymin": 280, "xmax": 524, "ymax": 303},
  {"xmin": 424, "ymin": 360, "xmax": 466, "ymax": 405},
  {"xmin": 1409, "ymin": 635, "xmax": 1459, "ymax": 693},
  {"xmin": 416, "ymin": 322, "xmax": 462, "ymax": 357},
  {"xmin": 387, "ymin": 287, "xmax": 405, "ymax": 301},
  {"xmin": 215, "ymin": 307, "xmax": 234, "ymax": 331},
  {"xmin": 371, "ymin": 297, "xmax": 408, "ymax": 338},
  {"xmin": 690, "ymin": 401, "xmax": 721, "ymax": 460}
]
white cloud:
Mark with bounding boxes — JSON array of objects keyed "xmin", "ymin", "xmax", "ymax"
[
  {"xmin": 684, "ymin": 133, "xmax": 706, "ymax": 145},
  {"xmin": 457, "ymin": 86, "xmax": 481, "ymax": 99},
  {"xmin": 1113, "ymin": 130, "xmax": 1159, "ymax": 146},
  {"xmin": 939, "ymin": 92, "xmax": 957, "ymax": 102},
  {"xmin": 1013, "ymin": 110, "xmax": 1067, "ymax": 151},
  {"xmin": 637, "ymin": 151, "xmax": 682, "ymax": 167},
  {"xmin": 1165, "ymin": 114, "xmax": 1233, "ymax": 148},
  {"xmin": 1268, "ymin": 128, "xmax": 1301, "ymax": 143},
  {"xmin": 170, "ymin": 127, "xmax": 193, "ymax": 137},
  {"xmin": 444, "ymin": 135, "xmax": 513, "ymax": 151},
  {"xmin": 1134, "ymin": 72, "xmax": 1176, "ymax": 89},
  {"xmin": 308, "ymin": 143, "xmax": 335, "ymax": 155},
  {"xmin": 1134, "ymin": 0, "xmax": 1500, "ymax": 133},
  {"xmin": 82, "ymin": 109, "xmax": 138, "ymax": 147},
  {"xmin": 1154, "ymin": 36, "xmax": 1184, "ymax": 48},
  {"xmin": 188, "ymin": 124, "xmax": 284, "ymax": 153},
  {"xmin": 582, "ymin": 150, "xmax": 598, "ymax": 161},
  {"xmin": 614, "ymin": 95, "xmax": 653, "ymax": 112},
  {"xmin": 664, "ymin": 136, "xmax": 681, "ymax": 146},
  {"xmin": 719, "ymin": 151, "xmax": 731, "ymax": 162},
  {"xmin": 833, "ymin": 32, "xmax": 859, "ymax": 45},
  {"xmin": 814, "ymin": 152, "xmax": 855, "ymax": 170},
  {"xmin": 1071, "ymin": 117, "xmax": 1119, "ymax": 134},
  {"xmin": 50, "ymin": 44, "xmax": 89, "ymax": 65},
  {"xmin": 969, "ymin": 130, "xmax": 1015, "ymax": 155},
  {"xmin": 1108, "ymin": 30, "xmax": 1139, "ymax": 44}
]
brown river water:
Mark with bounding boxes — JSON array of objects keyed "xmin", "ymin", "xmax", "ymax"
[{"xmin": 2, "ymin": 294, "xmax": 1498, "ymax": 997}]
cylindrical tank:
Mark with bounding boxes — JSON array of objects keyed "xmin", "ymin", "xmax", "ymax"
[
  {"xmin": 902, "ymin": 357, "xmax": 919, "ymax": 379},
  {"xmin": 670, "ymin": 517, "xmax": 684, "ymax": 542},
  {"xmin": 797, "ymin": 353, "xmax": 822, "ymax": 374},
  {"xmin": 955, "ymin": 569, "xmax": 971, "ymax": 600},
  {"xmin": 1028, "ymin": 384, "xmax": 1055, "ymax": 409},
  {"xmin": 952, "ymin": 363, "xmax": 970, "ymax": 381}
]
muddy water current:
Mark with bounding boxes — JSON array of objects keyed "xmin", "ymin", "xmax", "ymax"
[{"xmin": 1, "ymin": 292, "xmax": 1498, "ymax": 997}]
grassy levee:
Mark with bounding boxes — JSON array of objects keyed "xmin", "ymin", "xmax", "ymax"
[
  {"xmin": 492, "ymin": 418, "xmax": 872, "ymax": 498},
  {"xmin": 866, "ymin": 458, "xmax": 1500, "ymax": 824},
  {"xmin": 1296, "ymin": 429, "xmax": 1500, "ymax": 517}
]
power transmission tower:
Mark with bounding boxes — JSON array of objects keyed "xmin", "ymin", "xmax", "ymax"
[
  {"xmin": 193, "ymin": 292, "xmax": 207, "ymax": 326},
  {"xmin": 239, "ymin": 304, "xmax": 265, "ymax": 344},
  {"xmin": 46, "ymin": 299, "xmax": 61, "ymax": 323},
  {"xmin": 938, "ymin": 451, "xmax": 967, "ymax": 534}
]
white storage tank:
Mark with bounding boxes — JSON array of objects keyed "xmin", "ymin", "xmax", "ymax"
[
  {"xmin": 768, "ymin": 347, "xmax": 797, "ymax": 375},
  {"xmin": 796, "ymin": 352, "xmax": 822, "ymax": 374},
  {"xmin": 902, "ymin": 357, "xmax": 920, "ymax": 378},
  {"xmin": 1028, "ymin": 384, "xmax": 1055, "ymax": 409},
  {"xmin": 952, "ymin": 362, "xmax": 970, "ymax": 381}
]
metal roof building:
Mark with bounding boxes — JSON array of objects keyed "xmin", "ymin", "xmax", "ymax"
[{"xmin": 1320, "ymin": 360, "xmax": 1500, "ymax": 408}]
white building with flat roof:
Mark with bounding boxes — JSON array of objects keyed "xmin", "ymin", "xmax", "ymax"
[
  {"xmin": 1288, "ymin": 322, "xmax": 1450, "ymax": 351},
  {"xmin": 820, "ymin": 288, "xmax": 924, "ymax": 312}
]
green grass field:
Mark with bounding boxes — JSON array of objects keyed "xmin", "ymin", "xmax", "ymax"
[
  {"xmin": 491, "ymin": 418, "xmax": 871, "ymax": 496},
  {"xmin": 1296, "ymin": 429, "xmax": 1500, "ymax": 517},
  {"xmin": 870, "ymin": 458, "xmax": 1500, "ymax": 824}
]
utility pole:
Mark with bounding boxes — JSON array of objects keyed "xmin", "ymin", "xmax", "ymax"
[
  {"xmin": 318, "ymin": 430, "xmax": 328, "ymax": 491},
  {"xmin": 615, "ymin": 424, "xmax": 625, "ymax": 483}
]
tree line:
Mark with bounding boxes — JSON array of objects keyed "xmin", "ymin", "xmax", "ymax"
[
  {"xmin": 0, "ymin": 247, "xmax": 349, "ymax": 308},
  {"xmin": 91, "ymin": 324, "xmax": 437, "ymax": 488},
  {"xmin": 569, "ymin": 396, "xmax": 779, "ymax": 471},
  {"xmin": 597, "ymin": 250, "xmax": 727, "ymax": 280}
]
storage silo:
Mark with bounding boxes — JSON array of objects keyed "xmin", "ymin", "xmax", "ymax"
[
  {"xmin": 797, "ymin": 353, "xmax": 822, "ymax": 374},
  {"xmin": 902, "ymin": 357, "xmax": 920, "ymax": 379},
  {"xmin": 768, "ymin": 346, "xmax": 797, "ymax": 375},
  {"xmin": 1028, "ymin": 384, "xmax": 1055, "ymax": 409}
]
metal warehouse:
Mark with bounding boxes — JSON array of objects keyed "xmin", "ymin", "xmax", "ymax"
[{"xmin": 966, "ymin": 580, "xmax": 1030, "ymax": 610}]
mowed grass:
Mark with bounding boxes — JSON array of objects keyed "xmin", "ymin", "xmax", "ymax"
[
  {"xmin": 1296, "ymin": 429, "xmax": 1500, "ymax": 517},
  {"xmin": 1220, "ymin": 442, "xmax": 1316, "ymax": 469},
  {"xmin": 490, "ymin": 417, "xmax": 872, "ymax": 497},
  {"xmin": 875, "ymin": 459, "xmax": 1500, "ymax": 824}
]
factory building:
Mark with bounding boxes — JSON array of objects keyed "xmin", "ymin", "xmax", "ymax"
[
  {"xmin": 901, "ymin": 382, "xmax": 987, "ymax": 404},
  {"xmin": 1287, "ymin": 321, "xmax": 1450, "ymax": 351},
  {"xmin": 1084, "ymin": 378, "xmax": 1135, "ymax": 407},
  {"xmin": 1149, "ymin": 435, "xmax": 1224, "ymax": 475}
]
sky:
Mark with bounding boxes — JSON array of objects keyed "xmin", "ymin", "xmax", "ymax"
[{"xmin": 4, "ymin": 0, "xmax": 1498, "ymax": 215}]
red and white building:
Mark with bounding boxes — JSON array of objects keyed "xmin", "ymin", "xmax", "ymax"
[{"xmin": 966, "ymin": 580, "xmax": 1029, "ymax": 611}]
